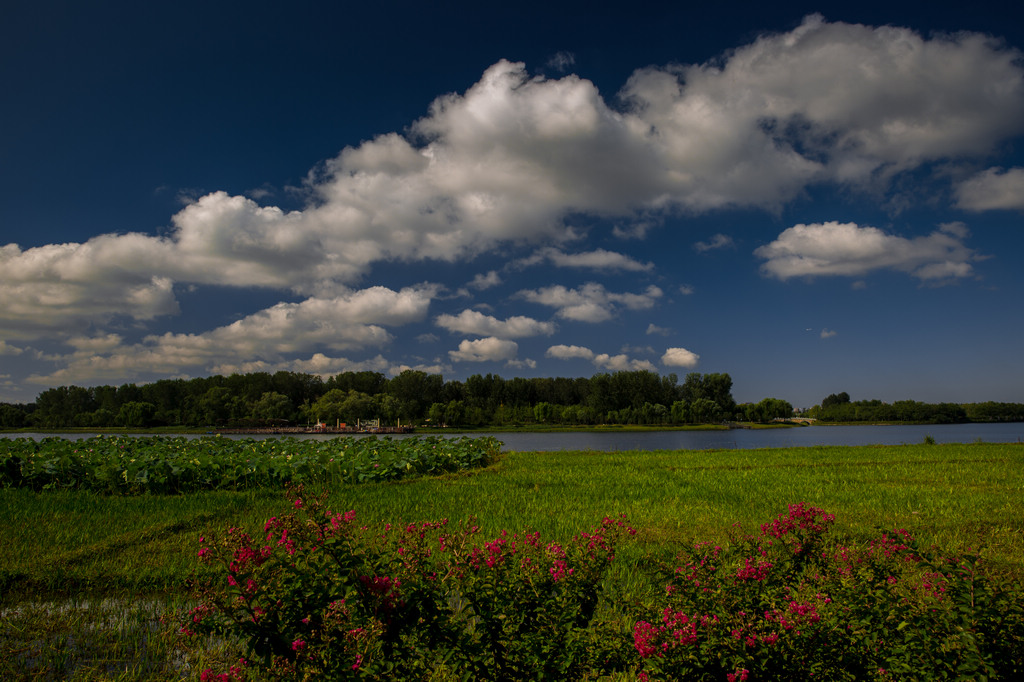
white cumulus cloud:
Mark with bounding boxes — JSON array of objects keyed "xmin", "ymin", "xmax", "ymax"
[
  {"xmin": 662, "ymin": 347, "xmax": 700, "ymax": 368},
  {"xmin": 0, "ymin": 340, "xmax": 25, "ymax": 356},
  {"xmin": 593, "ymin": 353, "xmax": 657, "ymax": 372},
  {"xmin": 468, "ymin": 271, "xmax": 502, "ymax": 290},
  {"xmin": 516, "ymin": 247, "xmax": 654, "ymax": 271},
  {"xmin": 546, "ymin": 344, "xmax": 655, "ymax": 371},
  {"xmin": 25, "ymin": 285, "xmax": 435, "ymax": 385},
  {"xmin": 435, "ymin": 309, "xmax": 556, "ymax": 338},
  {"xmin": 755, "ymin": 222, "xmax": 980, "ymax": 281},
  {"xmin": 545, "ymin": 344, "xmax": 596, "ymax": 360},
  {"xmin": 448, "ymin": 337, "xmax": 520, "ymax": 363},
  {"xmin": 518, "ymin": 283, "xmax": 663, "ymax": 322},
  {"xmin": 955, "ymin": 167, "xmax": 1024, "ymax": 211}
]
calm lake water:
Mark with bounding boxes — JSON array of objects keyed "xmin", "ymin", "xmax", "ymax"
[{"xmin": 6, "ymin": 422, "xmax": 1023, "ymax": 451}]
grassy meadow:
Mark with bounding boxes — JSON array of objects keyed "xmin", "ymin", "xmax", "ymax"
[{"xmin": 1, "ymin": 441, "xmax": 1022, "ymax": 679}]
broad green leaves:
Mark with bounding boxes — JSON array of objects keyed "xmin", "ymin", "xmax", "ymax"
[{"xmin": 0, "ymin": 435, "xmax": 501, "ymax": 495}]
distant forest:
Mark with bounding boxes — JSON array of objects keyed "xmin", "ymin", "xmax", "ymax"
[
  {"xmin": 0, "ymin": 370, "xmax": 1021, "ymax": 429},
  {"xmin": 806, "ymin": 392, "xmax": 1024, "ymax": 424}
]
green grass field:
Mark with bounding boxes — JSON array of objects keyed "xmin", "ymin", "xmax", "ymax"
[{"xmin": 2, "ymin": 442, "xmax": 1023, "ymax": 679}]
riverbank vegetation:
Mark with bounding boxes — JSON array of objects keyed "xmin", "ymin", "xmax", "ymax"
[
  {"xmin": 4, "ymin": 369, "xmax": 1022, "ymax": 433},
  {"xmin": 808, "ymin": 392, "xmax": 1024, "ymax": 424},
  {"xmin": 1, "ymin": 441, "xmax": 1022, "ymax": 679}
]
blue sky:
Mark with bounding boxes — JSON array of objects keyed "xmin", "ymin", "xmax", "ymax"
[{"xmin": 2, "ymin": 0, "xmax": 1023, "ymax": 408}]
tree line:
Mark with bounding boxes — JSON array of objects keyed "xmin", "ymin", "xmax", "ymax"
[
  {"xmin": 805, "ymin": 392, "xmax": 1024, "ymax": 424},
  {"xmin": 3, "ymin": 371, "xmax": 1018, "ymax": 430},
  {"xmin": 0, "ymin": 370, "xmax": 795, "ymax": 429}
]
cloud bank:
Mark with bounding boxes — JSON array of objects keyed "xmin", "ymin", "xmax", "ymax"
[
  {"xmin": 4, "ymin": 16, "xmax": 1021, "ymax": 340},
  {"xmin": 2, "ymin": 15, "xmax": 1022, "ymax": 390}
]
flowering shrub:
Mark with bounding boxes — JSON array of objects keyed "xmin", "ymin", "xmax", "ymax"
[
  {"xmin": 181, "ymin": 497, "xmax": 1024, "ymax": 680},
  {"xmin": 446, "ymin": 514, "xmax": 636, "ymax": 679},
  {"xmin": 634, "ymin": 503, "xmax": 1024, "ymax": 680},
  {"xmin": 182, "ymin": 486, "xmax": 634, "ymax": 679}
]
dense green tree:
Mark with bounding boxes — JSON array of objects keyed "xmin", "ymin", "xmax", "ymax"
[
  {"xmin": 640, "ymin": 402, "xmax": 669, "ymax": 424},
  {"xmin": 91, "ymin": 385, "xmax": 120, "ymax": 414},
  {"xmin": 32, "ymin": 386, "xmax": 95, "ymax": 427},
  {"xmin": 743, "ymin": 398, "xmax": 794, "ymax": 423},
  {"xmin": 965, "ymin": 402, "xmax": 1024, "ymax": 422},
  {"xmin": 115, "ymin": 383, "xmax": 144, "ymax": 406},
  {"xmin": 117, "ymin": 401, "xmax": 157, "ymax": 427},
  {"xmin": 0, "ymin": 403, "xmax": 27, "ymax": 428},
  {"xmin": 225, "ymin": 372, "xmax": 274, "ymax": 403},
  {"xmin": 307, "ymin": 389, "xmax": 348, "ymax": 425},
  {"xmin": 75, "ymin": 408, "xmax": 116, "ymax": 428},
  {"xmin": 325, "ymin": 371, "xmax": 387, "ymax": 396},
  {"xmin": 670, "ymin": 400, "xmax": 690, "ymax": 424},
  {"xmin": 426, "ymin": 402, "xmax": 446, "ymax": 425},
  {"xmin": 339, "ymin": 391, "xmax": 376, "ymax": 422},
  {"xmin": 690, "ymin": 397, "xmax": 722, "ymax": 424},
  {"xmin": 250, "ymin": 392, "xmax": 295, "ymax": 423},
  {"xmin": 443, "ymin": 400, "xmax": 466, "ymax": 426},
  {"xmin": 534, "ymin": 401, "xmax": 556, "ymax": 424},
  {"xmin": 465, "ymin": 373, "xmax": 503, "ymax": 417},
  {"xmin": 681, "ymin": 373, "xmax": 735, "ymax": 415},
  {"xmin": 140, "ymin": 379, "xmax": 188, "ymax": 425},
  {"xmin": 195, "ymin": 386, "xmax": 233, "ymax": 426},
  {"xmin": 271, "ymin": 371, "xmax": 325, "ymax": 407},
  {"xmin": 375, "ymin": 395, "xmax": 403, "ymax": 425},
  {"xmin": 821, "ymin": 392, "xmax": 851, "ymax": 409},
  {"xmin": 387, "ymin": 370, "xmax": 443, "ymax": 420}
]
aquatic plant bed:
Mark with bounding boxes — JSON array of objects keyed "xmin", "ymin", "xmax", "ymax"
[
  {"xmin": 1, "ymin": 443, "xmax": 1022, "ymax": 679},
  {"xmin": 0, "ymin": 435, "xmax": 502, "ymax": 494}
]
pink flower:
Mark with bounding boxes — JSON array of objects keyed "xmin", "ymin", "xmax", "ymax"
[
  {"xmin": 291, "ymin": 639, "xmax": 306, "ymax": 651},
  {"xmin": 633, "ymin": 621, "xmax": 662, "ymax": 658}
]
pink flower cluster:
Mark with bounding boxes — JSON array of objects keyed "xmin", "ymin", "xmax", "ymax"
[
  {"xmin": 763, "ymin": 599, "xmax": 822, "ymax": 631},
  {"xmin": 633, "ymin": 608, "xmax": 719, "ymax": 658},
  {"xmin": 868, "ymin": 530, "xmax": 913, "ymax": 559},
  {"xmin": 265, "ymin": 518, "xmax": 296, "ymax": 556},
  {"xmin": 358, "ymin": 574, "xmax": 404, "ymax": 614},
  {"xmin": 326, "ymin": 509, "xmax": 358, "ymax": 532},
  {"xmin": 199, "ymin": 662, "xmax": 246, "ymax": 681},
  {"xmin": 735, "ymin": 556, "xmax": 774, "ymax": 582},
  {"xmin": 760, "ymin": 502, "xmax": 835, "ymax": 540}
]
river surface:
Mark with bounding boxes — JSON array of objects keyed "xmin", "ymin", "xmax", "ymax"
[{"xmin": 5, "ymin": 422, "xmax": 1023, "ymax": 451}]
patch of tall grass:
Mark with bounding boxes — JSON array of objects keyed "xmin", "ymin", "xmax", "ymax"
[{"xmin": 3, "ymin": 443, "xmax": 1022, "ymax": 598}]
